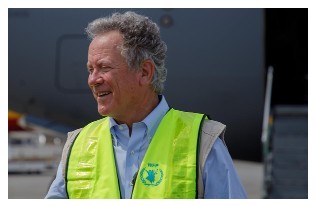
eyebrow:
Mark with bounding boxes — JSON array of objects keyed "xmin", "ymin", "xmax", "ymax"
[
  {"xmin": 86, "ymin": 59, "xmax": 114, "ymax": 71},
  {"xmin": 97, "ymin": 59, "xmax": 112, "ymax": 66}
]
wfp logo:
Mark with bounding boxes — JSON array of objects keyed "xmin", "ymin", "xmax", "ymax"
[{"xmin": 140, "ymin": 163, "xmax": 163, "ymax": 186}]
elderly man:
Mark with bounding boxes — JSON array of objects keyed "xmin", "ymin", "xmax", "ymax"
[{"xmin": 45, "ymin": 11, "xmax": 247, "ymax": 199}]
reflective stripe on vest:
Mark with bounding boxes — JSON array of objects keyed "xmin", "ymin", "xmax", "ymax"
[
  {"xmin": 66, "ymin": 109, "xmax": 205, "ymax": 198},
  {"xmin": 66, "ymin": 117, "xmax": 120, "ymax": 198}
]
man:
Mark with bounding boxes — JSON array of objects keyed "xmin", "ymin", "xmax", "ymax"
[{"xmin": 46, "ymin": 11, "xmax": 247, "ymax": 199}]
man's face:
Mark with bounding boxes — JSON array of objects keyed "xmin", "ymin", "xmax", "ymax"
[{"xmin": 87, "ymin": 31, "xmax": 141, "ymax": 121}]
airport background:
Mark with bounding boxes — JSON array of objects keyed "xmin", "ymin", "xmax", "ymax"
[{"xmin": 8, "ymin": 8, "xmax": 307, "ymax": 199}]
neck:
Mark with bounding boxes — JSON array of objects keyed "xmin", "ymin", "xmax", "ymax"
[{"xmin": 114, "ymin": 93, "xmax": 160, "ymax": 135}]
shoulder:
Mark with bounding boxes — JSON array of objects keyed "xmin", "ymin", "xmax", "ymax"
[
  {"xmin": 67, "ymin": 128, "xmax": 82, "ymax": 139},
  {"xmin": 198, "ymin": 119, "xmax": 226, "ymax": 168},
  {"xmin": 200, "ymin": 119, "xmax": 226, "ymax": 149},
  {"xmin": 63, "ymin": 128, "xmax": 83, "ymax": 160},
  {"xmin": 201, "ymin": 119, "xmax": 226, "ymax": 141},
  {"xmin": 197, "ymin": 119, "xmax": 227, "ymax": 198},
  {"xmin": 61, "ymin": 128, "xmax": 82, "ymax": 181}
]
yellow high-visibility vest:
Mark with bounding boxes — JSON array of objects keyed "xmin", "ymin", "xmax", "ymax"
[{"xmin": 66, "ymin": 109, "xmax": 205, "ymax": 198}]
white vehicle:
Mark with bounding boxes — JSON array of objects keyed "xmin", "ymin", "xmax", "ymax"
[{"xmin": 8, "ymin": 131, "xmax": 64, "ymax": 174}]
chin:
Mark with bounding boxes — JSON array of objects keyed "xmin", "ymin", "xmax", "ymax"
[
  {"xmin": 98, "ymin": 112, "xmax": 108, "ymax": 117},
  {"xmin": 98, "ymin": 110, "xmax": 109, "ymax": 117},
  {"xmin": 98, "ymin": 106, "xmax": 110, "ymax": 117}
]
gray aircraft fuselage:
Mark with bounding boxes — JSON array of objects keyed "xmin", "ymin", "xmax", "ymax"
[{"xmin": 9, "ymin": 8, "xmax": 265, "ymax": 161}]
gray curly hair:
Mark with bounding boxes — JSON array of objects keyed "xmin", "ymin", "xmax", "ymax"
[{"xmin": 86, "ymin": 11, "xmax": 167, "ymax": 94}]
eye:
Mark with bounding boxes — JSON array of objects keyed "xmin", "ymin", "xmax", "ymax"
[
  {"xmin": 101, "ymin": 66, "xmax": 112, "ymax": 73},
  {"xmin": 87, "ymin": 68, "xmax": 93, "ymax": 74}
]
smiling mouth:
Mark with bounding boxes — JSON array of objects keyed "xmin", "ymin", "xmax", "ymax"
[{"xmin": 97, "ymin": 92, "xmax": 111, "ymax": 97}]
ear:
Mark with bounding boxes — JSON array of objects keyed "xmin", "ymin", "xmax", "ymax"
[{"xmin": 139, "ymin": 59, "xmax": 155, "ymax": 86}]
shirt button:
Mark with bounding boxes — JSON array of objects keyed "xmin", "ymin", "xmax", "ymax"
[
  {"xmin": 118, "ymin": 125, "xmax": 124, "ymax": 130},
  {"xmin": 131, "ymin": 150, "xmax": 135, "ymax": 155}
]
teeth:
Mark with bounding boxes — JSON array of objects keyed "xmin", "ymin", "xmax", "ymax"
[{"xmin": 98, "ymin": 92, "xmax": 110, "ymax": 97}]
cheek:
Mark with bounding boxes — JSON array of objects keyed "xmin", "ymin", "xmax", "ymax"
[
  {"xmin": 103, "ymin": 75, "xmax": 115, "ymax": 89},
  {"xmin": 108, "ymin": 71, "xmax": 139, "ymax": 93},
  {"xmin": 122, "ymin": 77, "xmax": 137, "ymax": 92}
]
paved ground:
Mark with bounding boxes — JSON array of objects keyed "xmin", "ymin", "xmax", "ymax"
[
  {"xmin": 8, "ymin": 160, "xmax": 264, "ymax": 199},
  {"xmin": 8, "ymin": 171, "xmax": 55, "ymax": 199},
  {"xmin": 234, "ymin": 160, "xmax": 264, "ymax": 198}
]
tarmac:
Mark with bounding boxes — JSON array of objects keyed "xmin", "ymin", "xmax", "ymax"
[{"xmin": 8, "ymin": 159, "xmax": 264, "ymax": 199}]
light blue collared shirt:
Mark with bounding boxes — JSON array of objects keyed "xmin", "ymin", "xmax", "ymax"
[{"xmin": 45, "ymin": 96, "xmax": 247, "ymax": 199}]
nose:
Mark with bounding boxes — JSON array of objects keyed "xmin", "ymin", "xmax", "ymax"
[{"xmin": 88, "ymin": 70, "xmax": 103, "ymax": 87}]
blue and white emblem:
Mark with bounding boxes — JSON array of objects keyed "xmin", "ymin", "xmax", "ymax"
[{"xmin": 140, "ymin": 163, "xmax": 163, "ymax": 186}]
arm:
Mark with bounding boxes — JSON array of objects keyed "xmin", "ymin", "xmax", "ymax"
[
  {"xmin": 45, "ymin": 128, "xmax": 82, "ymax": 198},
  {"xmin": 203, "ymin": 138, "xmax": 248, "ymax": 198},
  {"xmin": 45, "ymin": 161, "xmax": 68, "ymax": 199}
]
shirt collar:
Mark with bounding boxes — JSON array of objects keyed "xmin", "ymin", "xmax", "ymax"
[
  {"xmin": 109, "ymin": 95, "xmax": 169, "ymax": 140},
  {"xmin": 142, "ymin": 95, "xmax": 169, "ymax": 139}
]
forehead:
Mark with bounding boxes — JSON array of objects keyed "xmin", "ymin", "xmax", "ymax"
[
  {"xmin": 87, "ymin": 31, "xmax": 125, "ymax": 67},
  {"xmin": 88, "ymin": 31, "xmax": 123, "ymax": 55}
]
